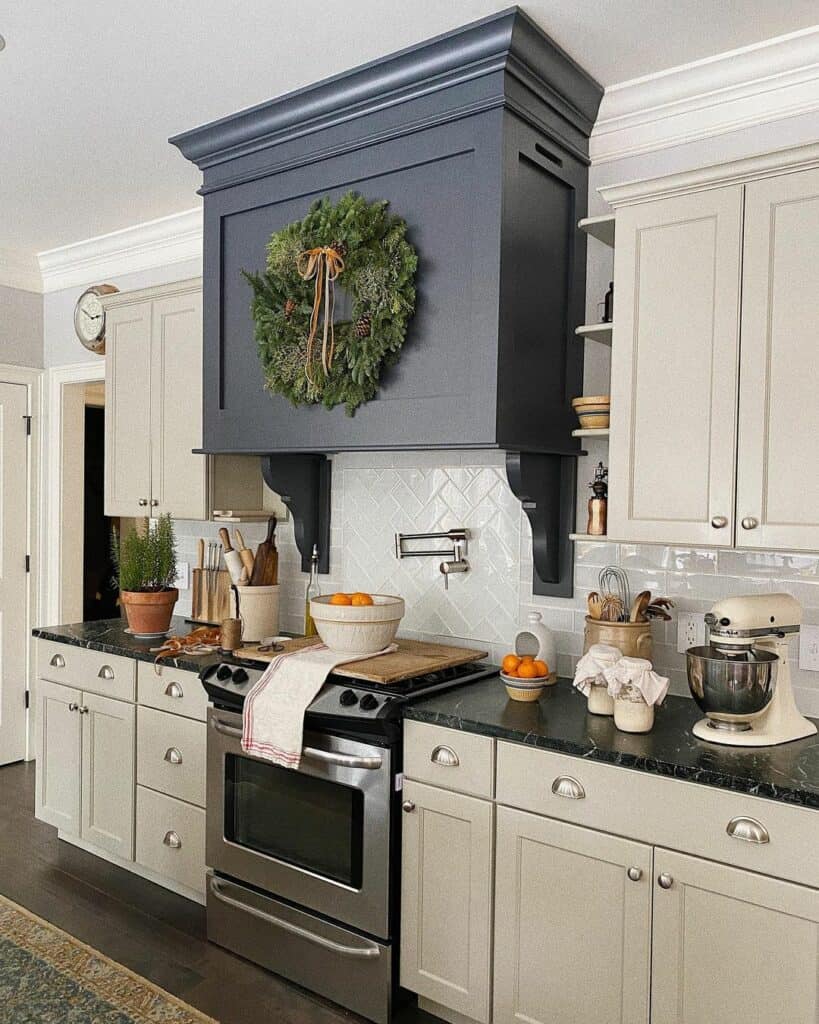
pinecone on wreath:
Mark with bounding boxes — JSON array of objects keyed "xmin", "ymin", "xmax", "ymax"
[
  {"xmin": 329, "ymin": 239, "xmax": 348, "ymax": 260},
  {"xmin": 284, "ymin": 298, "xmax": 296, "ymax": 319},
  {"xmin": 354, "ymin": 313, "xmax": 372, "ymax": 339}
]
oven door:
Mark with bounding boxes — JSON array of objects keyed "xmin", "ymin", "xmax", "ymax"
[{"xmin": 207, "ymin": 707, "xmax": 392, "ymax": 939}]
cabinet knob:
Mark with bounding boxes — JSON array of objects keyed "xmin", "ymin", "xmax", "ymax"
[
  {"xmin": 164, "ymin": 682, "xmax": 184, "ymax": 699},
  {"xmin": 741, "ymin": 516, "xmax": 759, "ymax": 530},
  {"xmin": 551, "ymin": 775, "xmax": 586, "ymax": 800},
  {"xmin": 726, "ymin": 816, "xmax": 769, "ymax": 844},
  {"xmin": 138, "ymin": 498, "xmax": 148, "ymax": 507},
  {"xmin": 68, "ymin": 702, "xmax": 79, "ymax": 712},
  {"xmin": 163, "ymin": 747, "xmax": 183, "ymax": 765},
  {"xmin": 430, "ymin": 745, "xmax": 460, "ymax": 767},
  {"xmin": 658, "ymin": 873, "xmax": 674, "ymax": 890},
  {"xmin": 627, "ymin": 866, "xmax": 643, "ymax": 882},
  {"xmin": 163, "ymin": 830, "xmax": 182, "ymax": 849},
  {"xmin": 78, "ymin": 706, "xmax": 89, "ymax": 714},
  {"xmin": 49, "ymin": 653, "xmax": 65, "ymax": 669},
  {"xmin": 150, "ymin": 498, "xmax": 159, "ymax": 507},
  {"xmin": 710, "ymin": 515, "xmax": 728, "ymax": 529},
  {"xmin": 97, "ymin": 665, "xmax": 115, "ymax": 680},
  {"xmin": 402, "ymin": 801, "xmax": 416, "ymax": 813}
]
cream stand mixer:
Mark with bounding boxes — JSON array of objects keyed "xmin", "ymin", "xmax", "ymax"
[{"xmin": 686, "ymin": 593, "xmax": 817, "ymax": 747}]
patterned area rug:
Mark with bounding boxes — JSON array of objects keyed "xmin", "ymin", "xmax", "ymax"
[{"xmin": 0, "ymin": 894, "xmax": 218, "ymax": 1023}]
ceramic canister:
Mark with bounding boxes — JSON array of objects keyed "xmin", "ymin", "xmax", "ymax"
[{"xmin": 515, "ymin": 612, "xmax": 557, "ymax": 683}]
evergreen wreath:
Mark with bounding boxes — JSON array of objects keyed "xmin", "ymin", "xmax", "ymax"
[{"xmin": 243, "ymin": 192, "xmax": 417, "ymax": 415}]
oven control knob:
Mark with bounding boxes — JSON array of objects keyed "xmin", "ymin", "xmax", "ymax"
[
  {"xmin": 216, "ymin": 665, "xmax": 233, "ymax": 681},
  {"xmin": 231, "ymin": 668, "xmax": 249, "ymax": 684},
  {"xmin": 360, "ymin": 693, "xmax": 379, "ymax": 711},
  {"xmin": 339, "ymin": 689, "xmax": 359, "ymax": 707}
]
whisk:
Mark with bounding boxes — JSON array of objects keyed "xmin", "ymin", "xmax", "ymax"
[{"xmin": 598, "ymin": 566, "xmax": 631, "ymax": 623}]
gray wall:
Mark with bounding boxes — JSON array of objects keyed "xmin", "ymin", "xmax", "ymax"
[{"xmin": 0, "ymin": 285, "xmax": 43, "ymax": 368}]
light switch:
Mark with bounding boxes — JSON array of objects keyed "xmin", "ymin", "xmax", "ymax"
[
  {"xmin": 174, "ymin": 562, "xmax": 190, "ymax": 591},
  {"xmin": 799, "ymin": 625, "xmax": 819, "ymax": 672}
]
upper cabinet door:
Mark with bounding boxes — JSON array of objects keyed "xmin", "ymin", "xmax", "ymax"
[
  {"xmin": 150, "ymin": 288, "xmax": 207, "ymax": 520},
  {"xmin": 737, "ymin": 168, "xmax": 819, "ymax": 551},
  {"xmin": 105, "ymin": 301, "xmax": 153, "ymax": 517},
  {"xmin": 608, "ymin": 187, "xmax": 743, "ymax": 545}
]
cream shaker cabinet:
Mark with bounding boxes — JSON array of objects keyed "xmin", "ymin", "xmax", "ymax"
[
  {"xmin": 494, "ymin": 806, "xmax": 652, "ymax": 1024},
  {"xmin": 35, "ymin": 678, "xmax": 82, "ymax": 836},
  {"xmin": 400, "ymin": 778, "xmax": 494, "ymax": 1024},
  {"xmin": 736, "ymin": 167, "xmax": 819, "ymax": 552},
  {"xmin": 105, "ymin": 280, "xmax": 206, "ymax": 520},
  {"xmin": 607, "ymin": 187, "xmax": 744, "ymax": 546},
  {"xmin": 651, "ymin": 849, "xmax": 819, "ymax": 1024}
]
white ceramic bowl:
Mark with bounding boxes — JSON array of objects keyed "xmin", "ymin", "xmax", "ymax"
[{"xmin": 310, "ymin": 594, "xmax": 405, "ymax": 656}]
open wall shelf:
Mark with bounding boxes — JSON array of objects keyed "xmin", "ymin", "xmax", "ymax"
[
  {"xmin": 572, "ymin": 428, "xmax": 609, "ymax": 438},
  {"xmin": 578, "ymin": 214, "xmax": 615, "ymax": 247},
  {"xmin": 575, "ymin": 323, "xmax": 613, "ymax": 343}
]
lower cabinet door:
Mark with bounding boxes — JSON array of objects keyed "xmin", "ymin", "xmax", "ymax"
[
  {"xmin": 80, "ymin": 692, "xmax": 135, "ymax": 860},
  {"xmin": 494, "ymin": 806, "xmax": 652, "ymax": 1024},
  {"xmin": 35, "ymin": 679, "xmax": 82, "ymax": 835},
  {"xmin": 651, "ymin": 848, "xmax": 819, "ymax": 1024},
  {"xmin": 400, "ymin": 779, "xmax": 494, "ymax": 1023}
]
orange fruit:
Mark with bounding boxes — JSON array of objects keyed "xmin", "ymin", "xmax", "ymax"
[
  {"xmin": 502, "ymin": 654, "xmax": 521, "ymax": 674},
  {"xmin": 520, "ymin": 655, "xmax": 535, "ymax": 664},
  {"xmin": 533, "ymin": 660, "xmax": 549, "ymax": 678},
  {"xmin": 350, "ymin": 592, "xmax": 374, "ymax": 606},
  {"xmin": 517, "ymin": 662, "xmax": 539, "ymax": 679},
  {"xmin": 505, "ymin": 666, "xmax": 519, "ymax": 677},
  {"xmin": 329, "ymin": 593, "xmax": 353, "ymax": 606}
]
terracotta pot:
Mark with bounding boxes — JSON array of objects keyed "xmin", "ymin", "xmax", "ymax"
[
  {"xmin": 121, "ymin": 589, "xmax": 178, "ymax": 635},
  {"xmin": 583, "ymin": 617, "xmax": 653, "ymax": 661}
]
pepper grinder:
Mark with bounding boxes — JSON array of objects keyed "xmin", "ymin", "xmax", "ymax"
[{"xmin": 587, "ymin": 461, "xmax": 608, "ymax": 536}]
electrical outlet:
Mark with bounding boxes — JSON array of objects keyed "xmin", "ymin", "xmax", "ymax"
[
  {"xmin": 799, "ymin": 625, "xmax": 819, "ymax": 672},
  {"xmin": 677, "ymin": 612, "xmax": 705, "ymax": 654},
  {"xmin": 174, "ymin": 562, "xmax": 190, "ymax": 591}
]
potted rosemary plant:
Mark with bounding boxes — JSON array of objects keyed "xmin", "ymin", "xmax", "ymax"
[{"xmin": 113, "ymin": 514, "xmax": 179, "ymax": 636}]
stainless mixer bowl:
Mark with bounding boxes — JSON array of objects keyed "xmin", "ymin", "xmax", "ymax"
[{"xmin": 686, "ymin": 645, "xmax": 778, "ymax": 721}]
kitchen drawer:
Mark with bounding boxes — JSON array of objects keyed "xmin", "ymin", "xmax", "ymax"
[
  {"xmin": 136, "ymin": 786, "xmax": 205, "ymax": 895},
  {"xmin": 404, "ymin": 721, "xmax": 494, "ymax": 798},
  {"xmin": 496, "ymin": 741, "xmax": 819, "ymax": 889},
  {"xmin": 138, "ymin": 662, "xmax": 207, "ymax": 722},
  {"xmin": 37, "ymin": 640, "xmax": 135, "ymax": 702},
  {"xmin": 137, "ymin": 706, "xmax": 206, "ymax": 808}
]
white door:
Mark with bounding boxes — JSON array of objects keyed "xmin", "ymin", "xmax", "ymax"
[
  {"xmin": 736, "ymin": 167, "xmax": 819, "ymax": 551},
  {"xmin": 80, "ymin": 691, "xmax": 135, "ymax": 860},
  {"xmin": 104, "ymin": 300, "xmax": 152, "ymax": 517},
  {"xmin": 150, "ymin": 287, "xmax": 207, "ymax": 519},
  {"xmin": 494, "ymin": 806, "xmax": 652, "ymax": 1024},
  {"xmin": 35, "ymin": 678, "xmax": 82, "ymax": 834},
  {"xmin": 400, "ymin": 779, "xmax": 494, "ymax": 1023},
  {"xmin": 607, "ymin": 187, "xmax": 743, "ymax": 545},
  {"xmin": 0, "ymin": 382, "xmax": 30, "ymax": 764},
  {"xmin": 652, "ymin": 848, "xmax": 819, "ymax": 1024}
]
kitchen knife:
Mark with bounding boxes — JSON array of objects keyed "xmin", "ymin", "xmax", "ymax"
[
  {"xmin": 219, "ymin": 527, "xmax": 245, "ymax": 585},
  {"xmin": 250, "ymin": 515, "xmax": 278, "ymax": 586}
]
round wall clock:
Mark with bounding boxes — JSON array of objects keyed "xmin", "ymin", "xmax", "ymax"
[{"xmin": 74, "ymin": 283, "xmax": 119, "ymax": 354}]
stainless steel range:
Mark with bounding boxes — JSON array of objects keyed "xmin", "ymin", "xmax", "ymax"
[{"xmin": 200, "ymin": 658, "xmax": 496, "ymax": 1023}]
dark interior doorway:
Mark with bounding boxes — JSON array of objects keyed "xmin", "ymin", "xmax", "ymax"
[{"xmin": 83, "ymin": 406, "xmax": 118, "ymax": 620}]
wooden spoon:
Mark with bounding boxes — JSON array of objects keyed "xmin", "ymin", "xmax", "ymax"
[
  {"xmin": 629, "ymin": 590, "xmax": 651, "ymax": 623},
  {"xmin": 587, "ymin": 591, "xmax": 603, "ymax": 620}
]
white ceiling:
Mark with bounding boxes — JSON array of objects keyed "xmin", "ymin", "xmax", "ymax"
[{"xmin": 3, "ymin": 1, "xmax": 818, "ymax": 254}]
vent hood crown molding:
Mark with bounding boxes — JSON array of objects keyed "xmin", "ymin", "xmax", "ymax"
[{"xmin": 170, "ymin": 6, "xmax": 602, "ymax": 180}]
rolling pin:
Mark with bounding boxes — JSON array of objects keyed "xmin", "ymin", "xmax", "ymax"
[
  {"xmin": 219, "ymin": 528, "xmax": 246, "ymax": 585},
  {"xmin": 235, "ymin": 529, "xmax": 255, "ymax": 581}
]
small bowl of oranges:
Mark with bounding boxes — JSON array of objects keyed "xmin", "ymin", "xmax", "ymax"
[
  {"xmin": 310, "ymin": 593, "xmax": 405, "ymax": 656},
  {"xmin": 500, "ymin": 653, "xmax": 551, "ymax": 702}
]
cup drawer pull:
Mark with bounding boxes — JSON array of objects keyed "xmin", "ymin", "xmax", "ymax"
[
  {"xmin": 98, "ymin": 665, "xmax": 115, "ymax": 680},
  {"xmin": 726, "ymin": 816, "xmax": 769, "ymax": 844},
  {"xmin": 163, "ymin": 830, "xmax": 182, "ymax": 849},
  {"xmin": 49, "ymin": 653, "xmax": 65, "ymax": 668},
  {"xmin": 163, "ymin": 747, "xmax": 183, "ymax": 765},
  {"xmin": 551, "ymin": 776, "xmax": 586, "ymax": 800},
  {"xmin": 164, "ymin": 682, "xmax": 184, "ymax": 699},
  {"xmin": 430, "ymin": 745, "xmax": 460, "ymax": 767}
]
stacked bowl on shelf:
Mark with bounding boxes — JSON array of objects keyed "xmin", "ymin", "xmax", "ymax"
[{"xmin": 572, "ymin": 394, "xmax": 610, "ymax": 429}]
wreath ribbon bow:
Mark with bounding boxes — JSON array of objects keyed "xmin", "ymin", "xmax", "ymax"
[{"xmin": 297, "ymin": 245, "xmax": 345, "ymax": 380}]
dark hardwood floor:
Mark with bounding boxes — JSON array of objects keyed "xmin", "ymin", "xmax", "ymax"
[{"xmin": 0, "ymin": 762, "xmax": 430, "ymax": 1024}]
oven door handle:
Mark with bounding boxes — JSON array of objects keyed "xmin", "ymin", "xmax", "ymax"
[
  {"xmin": 209, "ymin": 877, "xmax": 381, "ymax": 959},
  {"xmin": 210, "ymin": 717, "xmax": 383, "ymax": 770}
]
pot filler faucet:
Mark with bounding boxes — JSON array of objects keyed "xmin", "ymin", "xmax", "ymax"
[{"xmin": 394, "ymin": 529, "xmax": 470, "ymax": 589}]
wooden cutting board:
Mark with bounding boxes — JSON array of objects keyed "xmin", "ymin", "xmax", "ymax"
[{"xmin": 234, "ymin": 637, "xmax": 489, "ymax": 684}]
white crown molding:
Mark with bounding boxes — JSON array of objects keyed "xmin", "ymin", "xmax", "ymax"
[
  {"xmin": 38, "ymin": 207, "xmax": 203, "ymax": 293},
  {"xmin": 0, "ymin": 248, "xmax": 42, "ymax": 293},
  {"xmin": 599, "ymin": 140, "xmax": 819, "ymax": 206},
  {"xmin": 591, "ymin": 26, "xmax": 819, "ymax": 165}
]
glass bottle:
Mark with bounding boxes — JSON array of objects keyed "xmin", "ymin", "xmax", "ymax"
[{"xmin": 304, "ymin": 545, "xmax": 320, "ymax": 636}]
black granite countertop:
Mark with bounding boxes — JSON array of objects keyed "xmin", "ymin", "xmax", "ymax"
[
  {"xmin": 405, "ymin": 677, "xmax": 819, "ymax": 809},
  {"xmin": 32, "ymin": 617, "xmax": 264, "ymax": 675}
]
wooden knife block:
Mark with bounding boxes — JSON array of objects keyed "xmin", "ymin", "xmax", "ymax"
[{"xmin": 191, "ymin": 568, "xmax": 231, "ymax": 625}]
